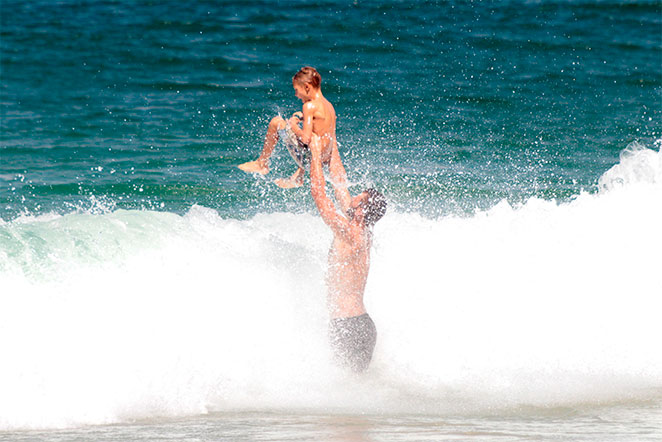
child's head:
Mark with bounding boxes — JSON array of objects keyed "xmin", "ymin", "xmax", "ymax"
[{"xmin": 293, "ymin": 66, "xmax": 321, "ymax": 90}]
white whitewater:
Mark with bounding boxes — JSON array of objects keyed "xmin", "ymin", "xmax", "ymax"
[{"xmin": 0, "ymin": 143, "xmax": 660, "ymax": 430}]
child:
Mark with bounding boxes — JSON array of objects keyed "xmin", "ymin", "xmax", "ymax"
[{"xmin": 238, "ymin": 67, "xmax": 351, "ymax": 211}]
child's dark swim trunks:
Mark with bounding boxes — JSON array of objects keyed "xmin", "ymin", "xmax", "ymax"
[
  {"xmin": 328, "ymin": 313, "xmax": 377, "ymax": 372},
  {"xmin": 278, "ymin": 123, "xmax": 310, "ymax": 170}
]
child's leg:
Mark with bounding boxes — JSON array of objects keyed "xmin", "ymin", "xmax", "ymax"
[
  {"xmin": 328, "ymin": 142, "xmax": 351, "ymax": 214},
  {"xmin": 274, "ymin": 167, "xmax": 304, "ymax": 189},
  {"xmin": 238, "ymin": 116, "xmax": 287, "ymax": 174}
]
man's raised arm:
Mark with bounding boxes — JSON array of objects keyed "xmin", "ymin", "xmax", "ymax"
[{"xmin": 309, "ymin": 137, "xmax": 349, "ymax": 237}]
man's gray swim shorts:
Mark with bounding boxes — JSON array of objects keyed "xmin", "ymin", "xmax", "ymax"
[{"xmin": 329, "ymin": 313, "xmax": 377, "ymax": 372}]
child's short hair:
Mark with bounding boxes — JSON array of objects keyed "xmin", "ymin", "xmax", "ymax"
[
  {"xmin": 293, "ymin": 66, "xmax": 321, "ymax": 89},
  {"xmin": 363, "ymin": 188, "xmax": 387, "ymax": 227}
]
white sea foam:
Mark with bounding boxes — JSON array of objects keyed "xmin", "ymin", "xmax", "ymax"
[
  {"xmin": 598, "ymin": 141, "xmax": 662, "ymax": 190},
  {"xmin": 0, "ymin": 144, "xmax": 661, "ymax": 430}
]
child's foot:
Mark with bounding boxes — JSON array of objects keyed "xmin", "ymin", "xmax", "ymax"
[
  {"xmin": 238, "ymin": 160, "xmax": 269, "ymax": 175},
  {"xmin": 274, "ymin": 177, "xmax": 303, "ymax": 188},
  {"xmin": 274, "ymin": 168, "xmax": 304, "ymax": 188}
]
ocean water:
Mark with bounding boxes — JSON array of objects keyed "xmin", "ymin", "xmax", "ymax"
[{"xmin": 1, "ymin": 0, "xmax": 661, "ymax": 440}]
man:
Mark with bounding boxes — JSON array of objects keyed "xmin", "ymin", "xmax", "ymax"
[{"xmin": 309, "ymin": 136, "xmax": 387, "ymax": 372}]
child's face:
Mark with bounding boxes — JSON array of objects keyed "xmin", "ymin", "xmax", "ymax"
[{"xmin": 293, "ymin": 81, "xmax": 311, "ymax": 102}]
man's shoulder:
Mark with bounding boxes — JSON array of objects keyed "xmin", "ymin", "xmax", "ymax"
[{"xmin": 334, "ymin": 223, "xmax": 365, "ymax": 245}]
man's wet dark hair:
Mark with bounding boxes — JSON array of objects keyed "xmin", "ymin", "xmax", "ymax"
[{"xmin": 363, "ymin": 188, "xmax": 387, "ymax": 227}]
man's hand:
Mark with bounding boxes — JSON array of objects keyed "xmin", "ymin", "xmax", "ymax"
[{"xmin": 309, "ymin": 135, "xmax": 351, "ymax": 239}]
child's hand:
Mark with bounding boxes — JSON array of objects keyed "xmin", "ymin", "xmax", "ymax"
[{"xmin": 292, "ymin": 111, "xmax": 303, "ymax": 120}]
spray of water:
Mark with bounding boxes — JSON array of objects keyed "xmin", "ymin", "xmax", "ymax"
[{"xmin": 1, "ymin": 143, "xmax": 660, "ymax": 430}]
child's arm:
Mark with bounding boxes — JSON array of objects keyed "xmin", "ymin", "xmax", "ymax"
[{"xmin": 289, "ymin": 102, "xmax": 315, "ymax": 146}]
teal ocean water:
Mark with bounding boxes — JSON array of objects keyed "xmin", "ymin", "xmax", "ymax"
[
  {"xmin": 2, "ymin": 0, "xmax": 660, "ymax": 218},
  {"xmin": 1, "ymin": 1, "xmax": 661, "ymax": 439}
]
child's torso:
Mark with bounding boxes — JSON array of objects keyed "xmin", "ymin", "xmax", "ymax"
[
  {"xmin": 312, "ymin": 98, "xmax": 336, "ymax": 138},
  {"xmin": 311, "ymin": 97, "xmax": 336, "ymax": 161}
]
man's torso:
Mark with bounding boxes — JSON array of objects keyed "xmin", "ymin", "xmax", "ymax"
[{"xmin": 326, "ymin": 231, "xmax": 371, "ymax": 318}]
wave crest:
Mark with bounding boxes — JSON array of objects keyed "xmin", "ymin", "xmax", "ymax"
[{"xmin": 598, "ymin": 140, "xmax": 662, "ymax": 191}]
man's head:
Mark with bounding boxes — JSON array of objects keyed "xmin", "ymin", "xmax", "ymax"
[
  {"xmin": 348, "ymin": 188, "xmax": 387, "ymax": 228},
  {"xmin": 292, "ymin": 66, "xmax": 321, "ymax": 101}
]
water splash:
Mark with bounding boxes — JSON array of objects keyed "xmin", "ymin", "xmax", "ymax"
[{"xmin": 1, "ymin": 144, "xmax": 661, "ymax": 430}]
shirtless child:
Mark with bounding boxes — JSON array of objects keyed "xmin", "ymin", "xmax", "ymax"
[{"xmin": 238, "ymin": 67, "xmax": 351, "ymax": 211}]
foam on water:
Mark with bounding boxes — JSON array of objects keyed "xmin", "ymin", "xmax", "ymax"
[{"xmin": 1, "ymin": 144, "xmax": 661, "ymax": 430}]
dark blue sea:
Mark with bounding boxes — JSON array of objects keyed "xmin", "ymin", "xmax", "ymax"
[{"xmin": 1, "ymin": 1, "xmax": 661, "ymax": 439}]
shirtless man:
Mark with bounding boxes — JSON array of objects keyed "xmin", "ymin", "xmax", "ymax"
[
  {"xmin": 238, "ymin": 67, "xmax": 350, "ymax": 211},
  {"xmin": 309, "ymin": 136, "xmax": 387, "ymax": 372}
]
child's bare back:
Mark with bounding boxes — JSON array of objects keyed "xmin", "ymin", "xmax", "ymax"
[{"xmin": 301, "ymin": 93, "xmax": 337, "ymax": 164}]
